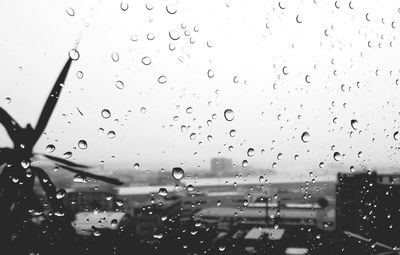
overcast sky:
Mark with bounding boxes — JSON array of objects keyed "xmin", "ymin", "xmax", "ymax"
[{"xmin": 1, "ymin": 0, "xmax": 400, "ymax": 175}]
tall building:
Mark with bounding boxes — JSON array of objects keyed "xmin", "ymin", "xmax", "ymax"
[
  {"xmin": 210, "ymin": 158, "xmax": 233, "ymax": 177},
  {"xmin": 336, "ymin": 171, "xmax": 400, "ymax": 248}
]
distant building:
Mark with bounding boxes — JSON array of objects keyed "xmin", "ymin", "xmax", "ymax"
[
  {"xmin": 72, "ymin": 211, "xmax": 134, "ymax": 236},
  {"xmin": 64, "ymin": 188, "xmax": 116, "ymax": 213},
  {"xmin": 336, "ymin": 172, "xmax": 400, "ymax": 248},
  {"xmin": 211, "ymin": 158, "xmax": 233, "ymax": 177}
]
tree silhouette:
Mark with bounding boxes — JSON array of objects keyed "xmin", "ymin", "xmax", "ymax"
[{"xmin": 0, "ymin": 51, "xmax": 123, "ymax": 253}]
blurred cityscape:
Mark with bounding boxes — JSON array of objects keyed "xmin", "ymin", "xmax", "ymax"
[{"xmin": 19, "ymin": 157, "xmax": 400, "ymax": 255}]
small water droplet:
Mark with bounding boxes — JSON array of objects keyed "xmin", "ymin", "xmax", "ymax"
[
  {"xmin": 4, "ymin": 97, "xmax": 11, "ymax": 104},
  {"xmin": 73, "ymin": 174, "xmax": 87, "ymax": 183},
  {"xmin": 140, "ymin": 107, "xmax": 147, "ymax": 114},
  {"xmin": 147, "ymin": 32, "xmax": 155, "ymax": 40},
  {"xmin": 66, "ymin": 7, "xmax": 75, "ymax": 17},
  {"xmin": 186, "ymin": 107, "xmax": 193, "ymax": 114},
  {"xmin": 120, "ymin": 1, "xmax": 129, "ymax": 11},
  {"xmin": 158, "ymin": 75, "xmax": 167, "ymax": 84},
  {"xmin": 76, "ymin": 71, "xmax": 84, "ymax": 79},
  {"xmin": 56, "ymin": 189, "xmax": 67, "ymax": 199},
  {"xmin": 224, "ymin": 109, "xmax": 234, "ymax": 121},
  {"xmin": 216, "ymin": 200, "xmax": 221, "ymax": 206},
  {"xmin": 63, "ymin": 151, "xmax": 72, "ymax": 159},
  {"xmin": 277, "ymin": 153, "xmax": 283, "ymax": 160},
  {"xmin": 107, "ymin": 131, "xmax": 116, "ymax": 138},
  {"xmin": 78, "ymin": 140, "xmax": 87, "ymax": 149},
  {"xmin": 301, "ymin": 131, "xmax": 310, "ymax": 143},
  {"xmin": 46, "ymin": 144, "xmax": 55, "ymax": 153},
  {"xmin": 166, "ymin": 4, "xmax": 177, "ymax": 14},
  {"xmin": 187, "ymin": 184, "xmax": 194, "ymax": 191},
  {"xmin": 111, "ymin": 52, "xmax": 120, "ymax": 62},
  {"xmin": 134, "ymin": 163, "xmax": 140, "ymax": 169},
  {"xmin": 207, "ymin": 69, "xmax": 214, "ymax": 78},
  {"xmin": 111, "ymin": 219, "xmax": 118, "ymax": 227},
  {"xmin": 333, "ymin": 152, "xmax": 342, "ymax": 161},
  {"xmin": 158, "ymin": 188, "xmax": 168, "ymax": 196},
  {"xmin": 394, "ymin": 131, "xmax": 399, "ymax": 140},
  {"xmin": 115, "ymin": 80, "xmax": 124, "ymax": 89},
  {"xmin": 69, "ymin": 49, "xmax": 80, "ymax": 61},
  {"xmin": 190, "ymin": 133, "xmax": 196, "ymax": 140},
  {"xmin": 21, "ymin": 159, "xmax": 31, "ymax": 169},
  {"xmin": 247, "ymin": 148, "xmax": 255, "ymax": 157},
  {"xmin": 350, "ymin": 119, "xmax": 359, "ymax": 130},
  {"xmin": 141, "ymin": 56, "xmax": 152, "ymax": 65},
  {"xmin": 242, "ymin": 160, "xmax": 248, "ymax": 167},
  {"xmin": 101, "ymin": 109, "xmax": 111, "ymax": 119},
  {"xmin": 229, "ymin": 129, "xmax": 236, "ymax": 137},
  {"xmin": 172, "ymin": 167, "xmax": 184, "ymax": 180},
  {"xmin": 169, "ymin": 30, "xmax": 180, "ymax": 40}
]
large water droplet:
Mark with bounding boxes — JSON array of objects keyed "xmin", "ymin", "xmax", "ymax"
[
  {"xmin": 101, "ymin": 109, "xmax": 111, "ymax": 119},
  {"xmin": 78, "ymin": 140, "xmax": 87, "ymax": 149},
  {"xmin": 301, "ymin": 131, "xmax": 310, "ymax": 143},
  {"xmin": 46, "ymin": 144, "xmax": 55, "ymax": 153},
  {"xmin": 224, "ymin": 109, "xmax": 234, "ymax": 121},
  {"xmin": 172, "ymin": 167, "xmax": 184, "ymax": 180}
]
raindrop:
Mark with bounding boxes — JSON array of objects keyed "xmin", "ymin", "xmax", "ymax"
[
  {"xmin": 277, "ymin": 153, "xmax": 283, "ymax": 160},
  {"xmin": 207, "ymin": 41, "xmax": 213, "ymax": 48},
  {"xmin": 158, "ymin": 75, "xmax": 167, "ymax": 84},
  {"xmin": 242, "ymin": 160, "xmax": 248, "ymax": 168},
  {"xmin": 394, "ymin": 131, "xmax": 399, "ymax": 140},
  {"xmin": 111, "ymin": 52, "xmax": 119, "ymax": 62},
  {"xmin": 140, "ymin": 107, "xmax": 147, "ymax": 114},
  {"xmin": 141, "ymin": 56, "xmax": 152, "ymax": 65},
  {"xmin": 134, "ymin": 163, "xmax": 140, "ymax": 169},
  {"xmin": 282, "ymin": 66, "xmax": 289, "ymax": 75},
  {"xmin": 111, "ymin": 219, "xmax": 118, "ymax": 227},
  {"xmin": 107, "ymin": 131, "xmax": 116, "ymax": 138},
  {"xmin": 333, "ymin": 152, "xmax": 342, "ymax": 161},
  {"xmin": 56, "ymin": 189, "xmax": 66, "ymax": 199},
  {"xmin": 247, "ymin": 148, "xmax": 255, "ymax": 157},
  {"xmin": 21, "ymin": 159, "xmax": 30, "ymax": 169},
  {"xmin": 46, "ymin": 144, "xmax": 55, "ymax": 153},
  {"xmin": 190, "ymin": 133, "xmax": 196, "ymax": 140},
  {"xmin": 147, "ymin": 33, "xmax": 155, "ymax": 40},
  {"xmin": 224, "ymin": 109, "xmax": 234, "ymax": 121},
  {"xmin": 69, "ymin": 49, "xmax": 80, "ymax": 61},
  {"xmin": 233, "ymin": 76, "xmax": 239, "ymax": 83},
  {"xmin": 172, "ymin": 167, "xmax": 184, "ymax": 180},
  {"xmin": 207, "ymin": 69, "xmax": 214, "ymax": 78},
  {"xmin": 319, "ymin": 162, "xmax": 325, "ymax": 168},
  {"xmin": 63, "ymin": 151, "xmax": 72, "ymax": 159},
  {"xmin": 120, "ymin": 2, "xmax": 129, "ymax": 11},
  {"xmin": 76, "ymin": 71, "xmax": 84, "ymax": 79},
  {"xmin": 186, "ymin": 107, "xmax": 193, "ymax": 114},
  {"xmin": 187, "ymin": 184, "xmax": 194, "ymax": 191},
  {"xmin": 159, "ymin": 188, "xmax": 168, "ymax": 196},
  {"xmin": 101, "ymin": 109, "xmax": 111, "ymax": 119},
  {"xmin": 115, "ymin": 199, "xmax": 124, "ymax": 206},
  {"xmin": 350, "ymin": 119, "xmax": 359, "ymax": 130},
  {"xmin": 216, "ymin": 200, "xmax": 221, "ymax": 206},
  {"xmin": 301, "ymin": 131, "xmax": 310, "ymax": 143},
  {"xmin": 169, "ymin": 30, "xmax": 180, "ymax": 40},
  {"xmin": 229, "ymin": 129, "xmax": 236, "ymax": 137},
  {"xmin": 115, "ymin": 80, "xmax": 124, "ymax": 90},
  {"xmin": 78, "ymin": 140, "xmax": 87, "ymax": 149},
  {"xmin": 73, "ymin": 174, "xmax": 87, "ymax": 183},
  {"xmin": 66, "ymin": 7, "xmax": 75, "ymax": 17},
  {"xmin": 166, "ymin": 4, "xmax": 177, "ymax": 14}
]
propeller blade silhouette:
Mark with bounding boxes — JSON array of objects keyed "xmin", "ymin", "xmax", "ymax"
[
  {"xmin": 56, "ymin": 164, "xmax": 123, "ymax": 185},
  {"xmin": 40, "ymin": 154, "xmax": 89, "ymax": 169},
  {"xmin": 0, "ymin": 108, "xmax": 22, "ymax": 146},
  {"xmin": 31, "ymin": 57, "xmax": 73, "ymax": 147}
]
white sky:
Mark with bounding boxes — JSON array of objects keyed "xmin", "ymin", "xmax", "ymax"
[{"xmin": 1, "ymin": 0, "xmax": 400, "ymax": 175}]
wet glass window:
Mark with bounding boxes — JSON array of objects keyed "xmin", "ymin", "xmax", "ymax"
[{"xmin": 1, "ymin": 0, "xmax": 400, "ymax": 255}]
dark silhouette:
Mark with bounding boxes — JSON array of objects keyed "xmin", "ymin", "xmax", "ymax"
[{"xmin": 0, "ymin": 51, "xmax": 123, "ymax": 254}]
